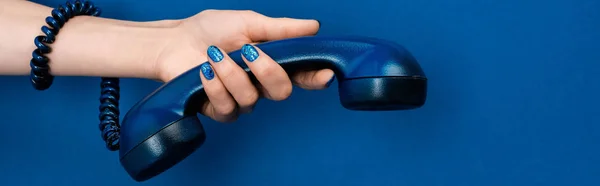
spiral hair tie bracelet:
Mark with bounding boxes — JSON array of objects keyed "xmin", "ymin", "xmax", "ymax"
[{"xmin": 30, "ymin": 0, "xmax": 122, "ymax": 151}]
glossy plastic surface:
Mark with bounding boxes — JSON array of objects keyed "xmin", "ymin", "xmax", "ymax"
[{"xmin": 119, "ymin": 36, "xmax": 428, "ymax": 181}]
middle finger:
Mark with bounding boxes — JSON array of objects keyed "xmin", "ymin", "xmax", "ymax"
[
  {"xmin": 240, "ymin": 44, "xmax": 292, "ymax": 101},
  {"xmin": 207, "ymin": 45, "xmax": 259, "ymax": 113}
]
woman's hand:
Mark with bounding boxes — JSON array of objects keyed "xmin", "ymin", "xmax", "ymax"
[
  {"xmin": 154, "ymin": 10, "xmax": 335, "ymax": 122},
  {"xmin": 1, "ymin": 0, "xmax": 332, "ymax": 123}
]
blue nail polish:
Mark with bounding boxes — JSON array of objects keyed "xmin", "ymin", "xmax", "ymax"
[
  {"xmin": 241, "ymin": 44, "xmax": 259, "ymax": 62},
  {"xmin": 326, "ymin": 75, "xmax": 336, "ymax": 87},
  {"xmin": 207, "ymin": 45, "xmax": 224, "ymax": 62},
  {"xmin": 200, "ymin": 62, "xmax": 214, "ymax": 80}
]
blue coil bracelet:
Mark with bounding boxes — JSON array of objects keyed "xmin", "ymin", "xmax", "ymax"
[{"xmin": 30, "ymin": 0, "xmax": 122, "ymax": 151}]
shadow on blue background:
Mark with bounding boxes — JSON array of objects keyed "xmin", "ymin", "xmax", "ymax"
[{"xmin": 1, "ymin": 0, "xmax": 599, "ymax": 185}]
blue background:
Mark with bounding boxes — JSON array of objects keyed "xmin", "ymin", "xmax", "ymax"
[{"xmin": 1, "ymin": 0, "xmax": 598, "ymax": 185}]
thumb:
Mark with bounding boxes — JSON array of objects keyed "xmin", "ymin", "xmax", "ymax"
[
  {"xmin": 243, "ymin": 11, "xmax": 321, "ymax": 42},
  {"xmin": 292, "ymin": 69, "xmax": 335, "ymax": 90}
]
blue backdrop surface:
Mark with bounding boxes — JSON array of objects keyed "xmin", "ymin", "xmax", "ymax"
[{"xmin": 1, "ymin": 0, "xmax": 599, "ymax": 185}]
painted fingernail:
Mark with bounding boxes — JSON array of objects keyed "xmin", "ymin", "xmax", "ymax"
[
  {"xmin": 241, "ymin": 44, "xmax": 259, "ymax": 62},
  {"xmin": 326, "ymin": 75, "xmax": 336, "ymax": 87},
  {"xmin": 207, "ymin": 45, "xmax": 224, "ymax": 62},
  {"xmin": 200, "ymin": 62, "xmax": 214, "ymax": 80}
]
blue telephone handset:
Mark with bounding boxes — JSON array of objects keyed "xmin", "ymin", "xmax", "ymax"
[{"xmin": 118, "ymin": 36, "xmax": 428, "ymax": 181}]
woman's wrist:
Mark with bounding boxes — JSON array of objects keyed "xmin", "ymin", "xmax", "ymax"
[{"xmin": 46, "ymin": 16, "xmax": 180, "ymax": 80}]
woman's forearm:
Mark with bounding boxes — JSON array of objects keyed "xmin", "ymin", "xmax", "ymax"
[{"xmin": 0, "ymin": 0, "xmax": 180, "ymax": 79}]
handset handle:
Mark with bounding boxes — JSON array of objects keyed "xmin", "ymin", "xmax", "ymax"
[{"xmin": 119, "ymin": 36, "xmax": 425, "ymax": 155}]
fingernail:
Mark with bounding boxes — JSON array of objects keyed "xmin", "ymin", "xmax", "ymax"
[
  {"xmin": 242, "ymin": 107, "xmax": 254, "ymax": 114},
  {"xmin": 315, "ymin": 20, "xmax": 322, "ymax": 35},
  {"xmin": 207, "ymin": 45, "xmax": 224, "ymax": 62},
  {"xmin": 241, "ymin": 44, "xmax": 259, "ymax": 62},
  {"xmin": 200, "ymin": 62, "xmax": 214, "ymax": 80},
  {"xmin": 325, "ymin": 75, "xmax": 336, "ymax": 87}
]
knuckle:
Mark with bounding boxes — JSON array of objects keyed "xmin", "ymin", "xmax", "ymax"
[
  {"xmin": 271, "ymin": 84, "xmax": 292, "ymax": 101},
  {"xmin": 199, "ymin": 9, "xmax": 217, "ymax": 15},
  {"xmin": 238, "ymin": 90, "xmax": 260, "ymax": 107},
  {"xmin": 242, "ymin": 10, "xmax": 258, "ymax": 15},
  {"xmin": 217, "ymin": 65, "xmax": 239, "ymax": 80},
  {"xmin": 205, "ymin": 82, "xmax": 226, "ymax": 95},
  {"xmin": 239, "ymin": 10, "xmax": 266, "ymax": 22},
  {"xmin": 215, "ymin": 102, "xmax": 237, "ymax": 116},
  {"xmin": 254, "ymin": 63, "xmax": 278, "ymax": 77}
]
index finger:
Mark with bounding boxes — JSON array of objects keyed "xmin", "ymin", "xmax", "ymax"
[{"xmin": 244, "ymin": 12, "xmax": 321, "ymax": 42}]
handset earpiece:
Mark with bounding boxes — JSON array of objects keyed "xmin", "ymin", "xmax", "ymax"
[{"xmin": 118, "ymin": 36, "xmax": 428, "ymax": 181}]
